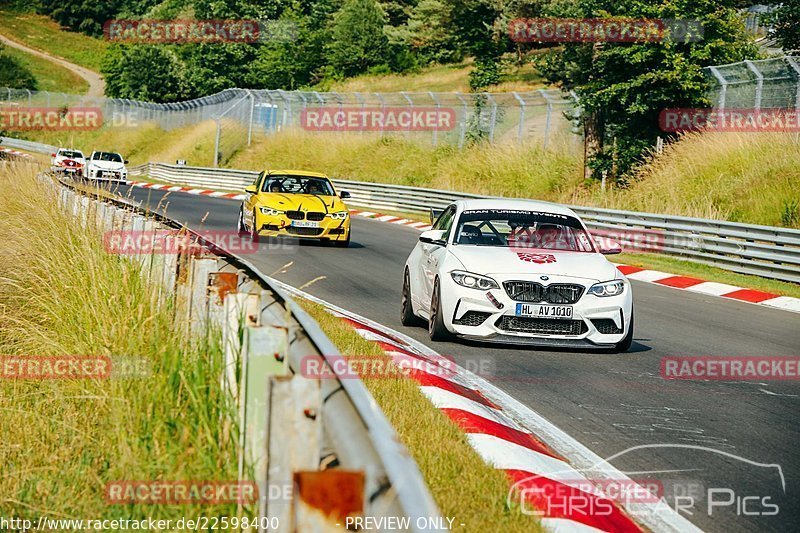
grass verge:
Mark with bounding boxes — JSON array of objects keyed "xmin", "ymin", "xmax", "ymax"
[
  {"xmin": 0, "ymin": 9, "xmax": 107, "ymax": 71},
  {"xmin": 0, "ymin": 163, "xmax": 241, "ymax": 519},
  {"xmin": 325, "ymin": 60, "xmax": 546, "ymax": 93},
  {"xmin": 0, "ymin": 44, "xmax": 88, "ymax": 93},
  {"xmin": 297, "ymin": 299, "xmax": 541, "ymax": 532}
]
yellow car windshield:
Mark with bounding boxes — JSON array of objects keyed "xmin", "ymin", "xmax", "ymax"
[{"xmin": 263, "ymin": 175, "xmax": 335, "ymax": 196}]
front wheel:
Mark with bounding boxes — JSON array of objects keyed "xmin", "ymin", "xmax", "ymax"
[
  {"xmin": 613, "ymin": 311, "xmax": 634, "ymax": 353},
  {"xmin": 237, "ymin": 207, "xmax": 247, "ymax": 237},
  {"xmin": 334, "ymin": 231, "xmax": 350, "ymax": 248},
  {"xmin": 428, "ymin": 278, "xmax": 452, "ymax": 341},
  {"xmin": 249, "ymin": 210, "xmax": 260, "ymax": 243}
]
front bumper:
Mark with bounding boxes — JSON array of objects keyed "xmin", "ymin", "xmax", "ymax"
[
  {"xmin": 88, "ymin": 169, "xmax": 127, "ymax": 181},
  {"xmin": 438, "ymin": 273, "xmax": 632, "ymax": 347},
  {"xmin": 255, "ymin": 212, "xmax": 350, "ymax": 241}
]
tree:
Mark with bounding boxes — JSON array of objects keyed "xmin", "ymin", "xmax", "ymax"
[
  {"xmin": 0, "ymin": 44, "xmax": 37, "ymax": 90},
  {"xmin": 536, "ymin": 0, "xmax": 758, "ymax": 179},
  {"xmin": 102, "ymin": 44, "xmax": 189, "ymax": 102},
  {"xmin": 766, "ymin": 0, "xmax": 800, "ymax": 51},
  {"xmin": 37, "ymin": 0, "xmax": 121, "ymax": 36},
  {"xmin": 327, "ymin": 0, "xmax": 390, "ymax": 76}
]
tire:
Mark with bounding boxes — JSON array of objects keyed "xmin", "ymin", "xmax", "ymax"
[
  {"xmin": 613, "ymin": 311, "xmax": 634, "ymax": 353},
  {"xmin": 428, "ymin": 278, "xmax": 452, "ymax": 341},
  {"xmin": 250, "ymin": 210, "xmax": 260, "ymax": 243},
  {"xmin": 401, "ymin": 269, "xmax": 423, "ymax": 327},
  {"xmin": 237, "ymin": 207, "xmax": 247, "ymax": 237},
  {"xmin": 334, "ymin": 230, "xmax": 350, "ymax": 248}
]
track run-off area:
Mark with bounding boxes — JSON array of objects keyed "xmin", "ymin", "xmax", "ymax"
[{"xmin": 115, "ymin": 183, "xmax": 799, "ymax": 533}]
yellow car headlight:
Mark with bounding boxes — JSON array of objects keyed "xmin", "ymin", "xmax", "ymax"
[
  {"xmin": 327, "ymin": 211, "xmax": 349, "ymax": 220},
  {"xmin": 260, "ymin": 207, "xmax": 284, "ymax": 216}
]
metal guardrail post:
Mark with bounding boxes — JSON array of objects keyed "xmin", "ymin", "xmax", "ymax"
[
  {"xmin": 429, "ymin": 91, "xmax": 439, "ymax": 146},
  {"xmin": 513, "ymin": 92, "xmax": 526, "ymax": 144}
]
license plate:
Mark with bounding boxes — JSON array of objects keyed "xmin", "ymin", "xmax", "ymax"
[
  {"xmin": 292, "ymin": 220, "xmax": 319, "ymax": 228},
  {"xmin": 515, "ymin": 303, "xmax": 573, "ymax": 319},
  {"xmin": 102, "ymin": 171, "xmax": 116, "ymax": 177}
]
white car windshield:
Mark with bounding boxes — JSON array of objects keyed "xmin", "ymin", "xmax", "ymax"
[
  {"xmin": 94, "ymin": 152, "xmax": 123, "ymax": 162},
  {"xmin": 58, "ymin": 150, "xmax": 83, "ymax": 159},
  {"xmin": 454, "ymin": 209, "xmax": 596, "ymax": 252}
]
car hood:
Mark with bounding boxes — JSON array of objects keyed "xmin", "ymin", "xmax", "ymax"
[
  {"xmin": 90, "ymin": 160, "xmax": 125, "ymax": 170},
  {"xmin": 257, "ymin": 193, "xmax": 347, "ymax": 213},
  {"xmin": 448, "ymin": 245, "xmax": 618, "ymax": 283}
]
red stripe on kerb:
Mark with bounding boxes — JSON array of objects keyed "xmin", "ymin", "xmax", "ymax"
[
  {"xmin": 654, "ymin": 275, "xmax": 705, "ymax": 288},
  {"xmin": 408, "ymin": 370, "xmax": 500, "ymax": 409},
  {"xmin": 506, "ymin": 470, "xmax": 643, "ymax": 532},
  {"xmin": 199, "ymin": 190, "xmax": 215, "ymax": 195},
  {"xmin": 441, "ymin": 408, "xmax": 564, "ymax": 461},
  {"xmin": 616, "ymin": 265, "xmax": 644, "ymax": 275},
  {"xmin": 222, "ymin": 193, "xmax": 239, "ymax": 198},
  {"xmin": 722, "ymin": 288, "xmax": 779, "ymax": 303}
]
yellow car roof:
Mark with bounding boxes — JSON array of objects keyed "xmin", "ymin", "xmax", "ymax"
[{"xmin": 264, "ymin": 170, "xmax": 329, "ymax": 179}]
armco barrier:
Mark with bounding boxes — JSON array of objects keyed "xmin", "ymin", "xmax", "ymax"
[
  {"xmin": 51, "ymin": 175, "xmax": 442, "ymax": 532},
  {"xmin": 128, "ymin": 162, "xmax": 800, "ymax": 284}
]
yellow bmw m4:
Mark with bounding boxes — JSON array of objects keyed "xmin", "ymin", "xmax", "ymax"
[{"xmin": 237, "ymin": 170, "xmax": 352, "ymax": 247}]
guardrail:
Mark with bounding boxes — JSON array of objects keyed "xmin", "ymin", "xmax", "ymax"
[
  {"xmin": 128, "ymin": 162, "xmax": 800, "ymax": 285},
  {"xmin": 51, "ymin": 174, "xmax": 442, "ymax": 531},
  {"xmin": 1, "ymin": 136, "xmax": 58, "ymax": 155}
]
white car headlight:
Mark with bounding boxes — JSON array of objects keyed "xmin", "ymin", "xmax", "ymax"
[
  {"xmin": 327, "ymin": 211, "xmax": 349, "ymax": 220},
  {"xmin": 260, "ymin": 207, "xmax": 284, "ymax": 216},
  {"xmin": 588, "ymin": 280, "xmax": 625, "ymax": 297},
  {"xmin": 450, "ymin": 270, "xmax": 499, "ymax": 290}
]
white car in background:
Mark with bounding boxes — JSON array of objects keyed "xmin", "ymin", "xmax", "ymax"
[
  {"xmin": 85, "ymin": 151, "xmax": 129, "ymax": 182},
  {"xmin": 50, "ymin": 148, "xmax": 86, "ymax": 177},
  {"xmin": 401, "ymin": 199, "xmax": 634, "ymax": 352}
]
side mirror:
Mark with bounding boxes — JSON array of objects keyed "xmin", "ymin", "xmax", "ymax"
[
  {"xmin": 124, "ymin": 160, "xmax": 129, "ymax": 164},
  {"xmin": 339, "ymin": 190, "xmax": 351, "ymax": 199},
  {"xmin": 597, "ymin": 237, "xmax": 622, "ymax": 255},
  {"xmin": 419, "ymin": 229, "xmax": 447, "ymax": 246},
  {"xmin": 245, "ymin": 185, "xmax": 258, "ymax": 194}
]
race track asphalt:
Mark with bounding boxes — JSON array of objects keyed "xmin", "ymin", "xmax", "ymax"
[{"xmin": 115, "ymin": 184, "xmax": 800, "ymax": 533}]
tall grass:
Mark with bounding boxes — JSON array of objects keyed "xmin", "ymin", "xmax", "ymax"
[
  {"xmin": 0, "ymin": 163, "xmax": 240, "ymax": 519},
  {"xmin": 590, "ymin": 132, "xmax": 800, "ymax": 228}
]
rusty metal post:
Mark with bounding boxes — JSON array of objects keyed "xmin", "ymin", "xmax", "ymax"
[{"xmin": 264, "ymin": 376, "xmax": 321, "ymax": 530}]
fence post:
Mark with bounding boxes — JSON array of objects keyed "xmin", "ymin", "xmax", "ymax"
[
  {"xmin": 539, "ymin": 89, "xmax": 554, "ymax": 150},
  {"xmin": 786, "ymin": 56, "xmax": 800, "ymax": 111},
  {"xmin": 214, "ymin": 119, "xmax": 221, "ymax": 167},
  {"xmin": 428, "ymin": 91, "xmax": 439, "ymax": 146},
  {"xmin": 745, "ymin": 60, "xmax": 763, "ymax": 110},
  {"xmin": 708, "ymin": 66, "xmax": 728, "ymax": 111},
  {"xmin": 247, "ymin": 90, "xmax": 255, "ymax": 146},
  {"xmin": 513, "ymin": 92, "xmax": 526, "ymax": 144},
  {"xmin": 486, "ymin": 93, "xmax": 497, "ymax": 143},
  {"xmin": 456, "ymin": 94, "xmax": 468, "ymax": 149}
]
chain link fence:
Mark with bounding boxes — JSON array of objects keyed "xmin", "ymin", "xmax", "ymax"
[
  {"xmin": 704, "ymin": 55, "xmax": 800, "ymax": 110},
  {"xmin": 1, "ymin": 86, "xmax": 577, "ymax": 166}
]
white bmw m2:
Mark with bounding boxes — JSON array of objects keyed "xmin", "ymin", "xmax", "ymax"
[{"xmin": 401, "ymin": 199, "xmax": 634, "ymax": 352}]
